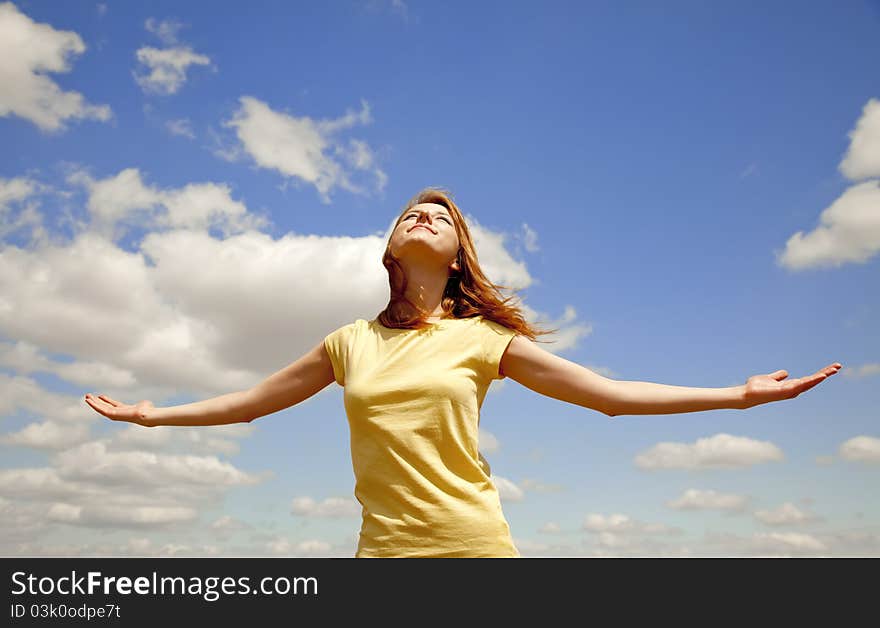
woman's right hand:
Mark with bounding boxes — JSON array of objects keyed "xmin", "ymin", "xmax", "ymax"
[{"xmin": 84, "ymin": 393, "xmax": 156, "ymax": 427}]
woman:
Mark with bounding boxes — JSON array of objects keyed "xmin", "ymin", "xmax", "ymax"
[{"xmin": 84, "ymin": 187, "xmax": 842, "ymax": 558}]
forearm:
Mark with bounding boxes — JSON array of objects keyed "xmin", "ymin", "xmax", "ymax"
[
  {"xmin": 144, "ymin": 390, "xmax": 253, "ymax": 427},
  {"xmin": 607, "ymin": 379, "xmax": 746, "ymax": 417}
]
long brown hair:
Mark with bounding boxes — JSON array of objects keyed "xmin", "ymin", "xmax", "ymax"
[{"xmin": 377, "ymin": 187, "xmax": 557, "ymax": 343}]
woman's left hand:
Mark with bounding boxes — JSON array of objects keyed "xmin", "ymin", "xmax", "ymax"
[{"xmin": 741, "ymin": 362, "xmax": 842, "ymax": 409}]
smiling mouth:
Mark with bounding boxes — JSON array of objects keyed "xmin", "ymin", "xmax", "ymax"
[{"xmin": 409, "ymin": 225, "xmax": 435, "ymax": 234}]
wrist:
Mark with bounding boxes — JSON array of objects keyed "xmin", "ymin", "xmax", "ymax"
[
  {"xmin": 732, "ymin": 384, "xmax": 750, "ymax": 410},
  {"xmin": 140, "ymin": 405, "xmax": 160, "ymax": 427}
]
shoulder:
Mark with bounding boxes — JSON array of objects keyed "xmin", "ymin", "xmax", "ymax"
[
  {"xmin": 476, "ymin": 315, "xmax": 517, "ymax": 337},
  {"xmin": 325, "ymin": 318, "xmax": 368, "ymax": 341}
]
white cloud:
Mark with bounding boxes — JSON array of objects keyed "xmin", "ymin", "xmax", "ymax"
[
  {"xmin": 68, "ymin": 166, "xmax": 269, "ymax": 240},
  {"xmin": 210, "ymin": 515, "xmax": 251, "ymax": 533},
  {"xmin": 839, "ymin": 98, "xmax": 880, "ymax": 180},
  {"xmin": 478, "ymin": 428, "xmax": 499, "ymax": 453},
  {"xmin": 0, "ymin": 467, "xmax": 76, "ymax": 500},
  {"xmin": 166, "ymin": 118, "xmax": 195, "ymax": 139},
  {"xmin": 538, "ymin": 522, "xmax": 561, "ymax": 534},
  {"xmin": 583, "ymin": 513, "xmax": 678, "ymax": 534},
  {"xmin": 520, "ymin": 223, "xmax": 539, "ymax": 252},
  {"xmin": 520, "ymin": 478, "xmax": 564, "ymax": 493},
  {"xmin": 754, "ymin": 502, "xmax": 814, "ymax": 526},
  {"xmin": 0, "ymin": 2, "xmax": 112, "ymax": 131},
  {"xmin": 217, "ymin": 96, "xmax": 387, "ymax": 203},
  {"xmin": 266, "ymin": 537, "xmax": 334, "ymax": 557},
  {"xmin": 666, "ymin": 488, "xmax": 749, "ymax": 512},
  {"xmin": 0, "ymin": 176, "xmax": 41, "ymax": 214},
  {"xmin": 47, "ymin": 502, "xmax": 197, "ymax": 527},
  {"xmin": 704, "ymin": 530, "xmax": 829, "ymax": 556},
  {"xmin": 634, "ymin": 433, "xmax": 785, "ymax": 470},
  {"xmin": 133, "ymin": 18, "xmax": 212, "ymax": 95},
  {"xmin": 53, "ymin": 440, "xmax": 263, "ymax": 488},
  {"xmin": 838, "ymin": 435, "xmax": 880, "ymax": 464},
  {"xmin": 582, "ymin": 512, "xmax": 683, "ymax": 556},
  {"xmin": 778, "ymin": 97, "xmax": 880, "ymax": 270},
  {"xmin": 841, "ymin": 363, "xmax": 880, "ymax": 379},
  {"xmin": 0, "ymin": 425, "xmax": 267, "ymax": 541},
  {"xmin": 776, "ymin": 180, "xmax": 880, "ymax": 270},
  {"xmin": 0, "ymin": 373, "xmax": 94, "ymax": 422},
  {"xmin": 291, "ymin": 496, "xmax": 361, "ymax": 518},
  {"xmin": 490, "ymin": 475, "xmax": 524, "ymax": 502},
  {"xmin": 144, "ymin": 17, "xmax": 185, "ymax": 45},
  {"xmin": 0, "ymin": 339, "xmax": 138, "ymax": 388},
  {"xmin": 0, "ymin": 419, "xmax": 91, "ymax": 450},
  {"xmin": 750, "ymin": 532, "xmax": 828, "ymax": 555},
  {"xmin": 110, "ymin": 423, "xmax": 254, "ymax": 457}
]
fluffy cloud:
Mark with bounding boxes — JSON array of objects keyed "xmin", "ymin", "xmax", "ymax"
[
  {"xmin": 520, "ymin": 478, "xmax": 564, "ymax": 493},
  {"xmin": 582, "ymin": 512, "xmax": 683, "ymax": 557},
  {"xmin": 776, "ymin": 180, "xmax": 880, "ymax": 269},
  {"xmin": 165, "ymin": 118, "xmax": 195, "ymax": 139},
  {"xmin": 634, "ymin": 433, "xmax": 785, "ymax": 470},
  {"xmin": 839, "ymin": 98, "xmax": 880, "ymax": 180},
  {"xmin": 216, "ymin": 96, "xmax": 387, "ymax": 203},
  {"xmin": 478, "ymin": 428, "xmax": 499, "ymax": 453},
  {"xmin": 666, "ymin": 488, "xmax": 749, "ymax": 512},
  {"xmin": 0, "ymin": 417, "xmax": 267, "ymax": 542},
  {"xmin": 0, "ymin": 419, "xmax": 91, "ymax": 450},
  {"xmin": 210, "ymin": 515, "xmax": 252, "ymax": 534},
  {"xmin": 583, "ymin": 513, "xmax": 679, "ymax": 535},
  {"xmin": 838, "ymin": 435, "xmax": 880, "ymax": 464},
  {"xmin": 778, "ymin": 97, "xmax": 880, "ymax": 270},
  {"xmin": 291, "ymin": 496, "xmax": 361, "ymax": 518},
  {"xmin": 265, "ymin": 537, "xmax": 337, "ymax": 557},
  {"xmin": 754, "ymin": 502, "xmax": 815, "ymax": 526},
  {"xmin": 841, "ymin": 363, "xmax": 880, "ymax": 379},
  {"xmin": 490, "ymin": 475, "xmax": 525, "ymax": 502},
  {"xmin": 133, "ymin": 18, "xmax": 213, "ymax": 95},
  {"xmin": 0, "ymin": 2, "xmax": 112, "ymax": 132},
  {"xmin": 705, "ymin": 530, "xmax": 828, "ymax": 556}
]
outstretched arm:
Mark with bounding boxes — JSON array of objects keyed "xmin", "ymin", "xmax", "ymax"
[
  {"xmin": 85, "ymin": 340, "xmax": 336, "ymax": 427},
  {"xmin": 499, "ymin": 336, "xmax": 842, "ymax": 417}
]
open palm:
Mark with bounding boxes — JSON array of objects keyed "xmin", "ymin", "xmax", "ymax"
[
  {"xmin": 742, "ymin": 362, "xmax": 842, "ymax": 409},
  {"xmin": 84, "ymin": 393, "xmax": 155, "ymax": 427}
]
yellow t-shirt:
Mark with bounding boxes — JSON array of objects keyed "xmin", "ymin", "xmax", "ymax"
[{"xmin": 323, "ymin": 315, "xmax": 519, "ymax": 558}]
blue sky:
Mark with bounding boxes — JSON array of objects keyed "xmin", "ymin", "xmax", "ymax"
[{"xmin": 1, "ymin": 0, "xmax": 878, "ymax": 556}]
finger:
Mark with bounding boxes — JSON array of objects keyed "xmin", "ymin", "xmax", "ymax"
[
  {"xmin": 86, "ymin": 395, "xmax": 119, "ymax": 419},
  {"xmin": 771, "ymin": 370, "xmax": 788, "ymax": 381},
  {"xmin": 98, "ymin": 395, "xmax": 121, "ymax": 407},
  {"xmin": 793, "ymin": 373, "xmax": 827, "ymax": 395},
  {"xmin": 84, "ymin": 396, "xmax": 111, "ymax": 418}
]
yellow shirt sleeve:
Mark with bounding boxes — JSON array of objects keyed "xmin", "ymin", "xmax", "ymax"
[
  {"xmin": 323, "ymin": 321, "xmax": 356, "ymax": 386},
  {"xmin": 480, "ymin": 317, "xmax": 518, "ymax": 380}
]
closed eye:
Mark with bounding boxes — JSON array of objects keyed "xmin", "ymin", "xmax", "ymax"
[{"xmin": 404, "ymin": 213, "xmax": 452, "ymax": 224}]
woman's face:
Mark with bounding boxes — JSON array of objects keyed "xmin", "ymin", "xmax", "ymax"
[{"xmin": 389, "ymin": 202, "xmax": 461, "ymax": 272}]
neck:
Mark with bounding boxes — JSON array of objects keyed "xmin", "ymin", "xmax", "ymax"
[{"xmin": 399, "ymin": 260, "xmax": 449, "ymax": 319}]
